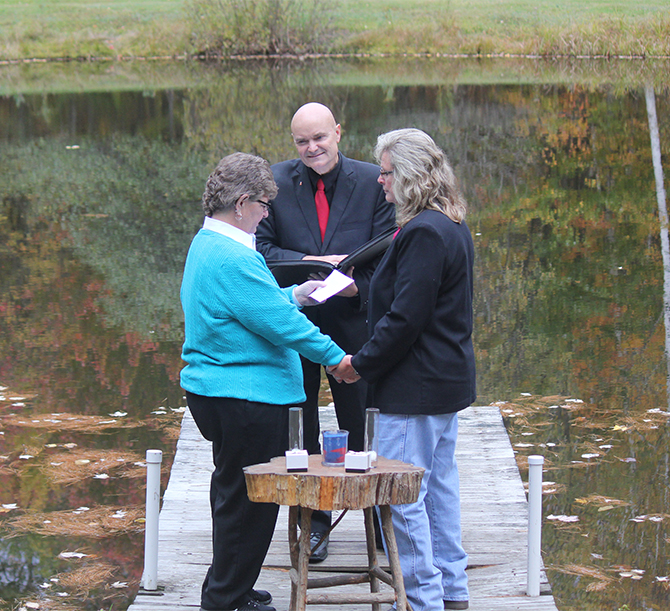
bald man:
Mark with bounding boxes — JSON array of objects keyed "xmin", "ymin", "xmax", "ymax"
[{"xmin": 256, "ymin": 103, "xmax": 395, "ymax": 561}]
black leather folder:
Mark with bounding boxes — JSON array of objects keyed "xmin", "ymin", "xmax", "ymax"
[{"xmin": 267, "ymin": 226, "xmax": 397, "ymax": 288}]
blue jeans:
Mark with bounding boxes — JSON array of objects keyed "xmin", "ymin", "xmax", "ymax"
[{"xmin": 379, "ymin": 412, "xmax": 469, "ymax": 611}]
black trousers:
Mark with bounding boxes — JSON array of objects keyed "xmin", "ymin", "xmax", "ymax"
[
  {"xmin": 299, "ymin": 355, "xmax": 367, "ymax": 534},
  {"xmin": 187, "ymin": 392, "xmax": 289, "ymax": 611}
]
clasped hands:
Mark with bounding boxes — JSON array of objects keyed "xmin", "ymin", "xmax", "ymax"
[{"xmin": 327, "ymin": 355, "xmax": 360, "ymax": 384}]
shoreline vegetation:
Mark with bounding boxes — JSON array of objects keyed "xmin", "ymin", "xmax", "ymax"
[{"xmin": 1, "ymin": 0, "xmax": 669, "ymax": 64}]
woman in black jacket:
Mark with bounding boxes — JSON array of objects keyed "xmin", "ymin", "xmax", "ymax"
[{"xmin": 334, "ymin": 128, "xmax": 475, "ymax": 611}]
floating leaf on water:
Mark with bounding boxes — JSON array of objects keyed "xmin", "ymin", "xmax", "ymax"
[
  {"xmin": 74, "ymin": 459, "xmax": 90, "ymax": 465},
  {"xmin": 582, "ymin": 453, "xmax": 600, "ymax": 459},
  {"xmin": 599, "ymin": 444, "xmax": 613, "ymax": 449},
  {"xmin": 58, "ymin": 551, "xmax": 88, "ymax": 559},
  {"xmin": 521, "ymin": 393, "xmax": 532, "ymax": 396},
  {"xmin": 612, "ymin": 424, "xmax": 629, "ymax": 431},
  {"xmin": 19, "ymin": 454, "xmax": 34, "ymax": 459},
  {"xmin": 547, "ymin": 514, "xmax": 580, "ymax": 522},
  {"xmin": 565, "ymin": 399, "xmax": 584, "ymax": 404},
  {"xmin": 574, "ymin": 495, "xmax": 629, "ymax": 508},
  {"xmin": 109, "ymin": 411, "xmax": 127, "ymax": 417},
  {"xmin": 628, "ymin": 514, "xmax": 669, "ymax": 523},
  {"xmin": 618, "ymin": 457, "xmax": 636, "ymax": 463},
  {"xmin": 110, "ymin": 581, "xmax": 128, "ymax": 588},
  {"xmin": 94, "ymin": 473, "xmax": 110, "ymax": 479},
  {"xmin": 63, "ymin": 443, "xmax": 77, "ymax": 448}
]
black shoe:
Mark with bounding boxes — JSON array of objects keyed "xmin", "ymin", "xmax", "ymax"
[
  {"xmin": 237, "ymin": 600, "xmax": 276, "ymax": 611},
  {"xmin": 248, "ymin": 590, "xmax": 272, "ymax": 605},
  {"xmin": 199, "ymin": 596, "xmax": 275, "ymax": 611},
  {"xmin": 444, "ymin": 601, "xmax": 469, "ymax": 610},
  {"xmin": 309, "ymin": 532, "xmax": 329, "ymax": 563}
]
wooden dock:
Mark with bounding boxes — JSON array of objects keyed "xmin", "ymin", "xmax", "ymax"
[{"xmin": 128, "ymin": 405, "xmax": 559, "ymax": 611}]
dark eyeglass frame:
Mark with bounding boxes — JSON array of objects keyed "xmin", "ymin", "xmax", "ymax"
[
  {"xmin": 379, "ymin": 169, "xmax": 394, "ymax": 177},
  {"xmin": 255, "ymin": 199, "xmax": 272, "ymax": 211}
]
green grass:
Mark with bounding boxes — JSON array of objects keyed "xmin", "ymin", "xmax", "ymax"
[{"xmin": 0, "ymin": 0, "xmax": 669, "ymax": 60}]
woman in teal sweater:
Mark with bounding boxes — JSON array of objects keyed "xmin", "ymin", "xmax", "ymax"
[{"xmin": 180, "ymin": 153, "xmax": 347, "ymax": 611}]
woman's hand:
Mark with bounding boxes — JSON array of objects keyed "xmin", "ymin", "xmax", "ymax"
[
  {"xmin": 293, "ymin": 280, "xmax": 326, "ymax": 306},
  {"xmin": 327, "ymin": 355, "xmax": 361, "ymax": 384}
]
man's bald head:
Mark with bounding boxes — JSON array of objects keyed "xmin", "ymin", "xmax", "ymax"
[{"xmin": 290, "ymin": 102, "xmax": 341, "ymax": 175}]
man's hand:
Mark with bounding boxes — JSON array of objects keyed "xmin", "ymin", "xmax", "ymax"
[
  {"xmin": 327, "ymin": 355, "xmax": 361, "ymax": 384},
  {"xmin": 293, "ymin": 280, "xmax": 326, "ymax": 306},
  {"xmin": 302, "ymin": 254, "xmax": 347, "ymax": 265},
  {"xmin": 334, "ymin": 265, "xmax": 358, "ymax": 297}
]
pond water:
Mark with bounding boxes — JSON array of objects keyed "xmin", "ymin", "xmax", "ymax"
[{"xmin": 1, "ymin": 58, "xmax": 669, "ymax": 611}]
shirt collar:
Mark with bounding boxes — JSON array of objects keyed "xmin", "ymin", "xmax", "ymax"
[{"xmin": 203, "ymin": 216, "xmax": 256, "ymax": 250}]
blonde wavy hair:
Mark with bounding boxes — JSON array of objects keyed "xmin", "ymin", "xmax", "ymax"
[{"xmin": 374, "ymin": 128, "xmax": 467, "ymax": 227}]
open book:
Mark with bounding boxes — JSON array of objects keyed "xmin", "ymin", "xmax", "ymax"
[{"xmin": 266, "ymin": 226, "xmax": 397, "ymax": 288}]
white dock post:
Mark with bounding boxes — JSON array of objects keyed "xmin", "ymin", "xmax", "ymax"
[
  {"xmin": 141, "ymin": 449, "xmax": 163, "ymax": 591},
  {"xmin": 527, "ymin": 454, "xmax": 545, "ymax": 596}
]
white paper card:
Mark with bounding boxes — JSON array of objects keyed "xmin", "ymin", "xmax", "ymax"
[{"xmin": 309, "ymin": 269, "xmax": 354, "ymax": 303}]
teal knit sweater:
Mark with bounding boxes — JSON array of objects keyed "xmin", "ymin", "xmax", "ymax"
[{"xmin": 180, "ymin": 228, "xmax": 345, "ymax": 404}]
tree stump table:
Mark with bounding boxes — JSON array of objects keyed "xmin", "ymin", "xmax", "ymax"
[{"xmin": 244, "ymin": 454, "xmax": 424, "ymax": 611}]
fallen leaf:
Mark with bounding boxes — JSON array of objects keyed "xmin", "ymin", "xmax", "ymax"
[{"xmin": 547, "ymin": 514, "xmax": 580, "ymax": 522}]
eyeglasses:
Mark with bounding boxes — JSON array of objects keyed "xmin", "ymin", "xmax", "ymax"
[
  {"xmin": 379, "ymin": 169, "xmax": 394, "ymax": 177},
  {"xmin": 255, "ymin": 199, "xmax": 272, "ymax": 212}
]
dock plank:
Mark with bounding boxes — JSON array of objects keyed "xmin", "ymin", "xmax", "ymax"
[{"xmin": 127, "ymin": 405, "xmax": 559, "ymax": 611}]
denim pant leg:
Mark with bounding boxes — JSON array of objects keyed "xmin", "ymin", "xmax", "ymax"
[
  {"xmin": 426, "ymin": 413, "xmax": 469, "ymax": 602},
  {"xmin": 379, "ymin": 413, "xmax": 460, "ymax": 611}
]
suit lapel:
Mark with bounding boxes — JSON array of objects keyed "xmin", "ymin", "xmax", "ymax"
[
  {"xmin": 292, "ymin": 164, "xmax": 323, "ymax": 252},
  {"xmin": 322, "ymin": 156, "xmax": 356, "ymax": 252}
]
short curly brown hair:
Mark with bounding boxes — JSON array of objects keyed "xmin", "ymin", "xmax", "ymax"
[{"xmin": 202, "ymin": 152, "xmax": 278, "ymax": 217}]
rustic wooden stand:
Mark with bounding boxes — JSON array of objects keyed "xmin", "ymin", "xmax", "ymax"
[{"xmin": 244, "ymin": 455, "xmax": 424, "ymax": 611}]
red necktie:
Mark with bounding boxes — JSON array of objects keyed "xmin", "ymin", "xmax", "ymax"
[{"xmin": 315, "ymin": 178, "xmax": 329, "ymax": 241}]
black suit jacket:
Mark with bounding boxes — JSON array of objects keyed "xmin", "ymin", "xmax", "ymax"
[
  {"xmin": 351, "ymin": 210, "xmax": 477, "ymax": 414},
  {"xmin": 256, "ymin": 154, "xmax": 396, "ymax": 353}
]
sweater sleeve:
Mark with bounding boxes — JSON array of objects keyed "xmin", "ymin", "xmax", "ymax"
[{"xmin": 219, "ymin": 252, "xmax": 345, "ymax": 367}]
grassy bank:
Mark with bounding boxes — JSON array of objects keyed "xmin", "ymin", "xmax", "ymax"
[{"xmin": 1, "ymin": 0, "xmax": 669, "ymax": 61}]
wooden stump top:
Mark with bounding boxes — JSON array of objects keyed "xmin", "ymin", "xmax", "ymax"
[{"xmin": 244, "ymin": 455, "xmax": 424, "ymax": 511}]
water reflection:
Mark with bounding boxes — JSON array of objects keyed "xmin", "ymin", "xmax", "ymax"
[{"xmin": 0, "ymin": 60, "xmax": 669, "ymax": 611}]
